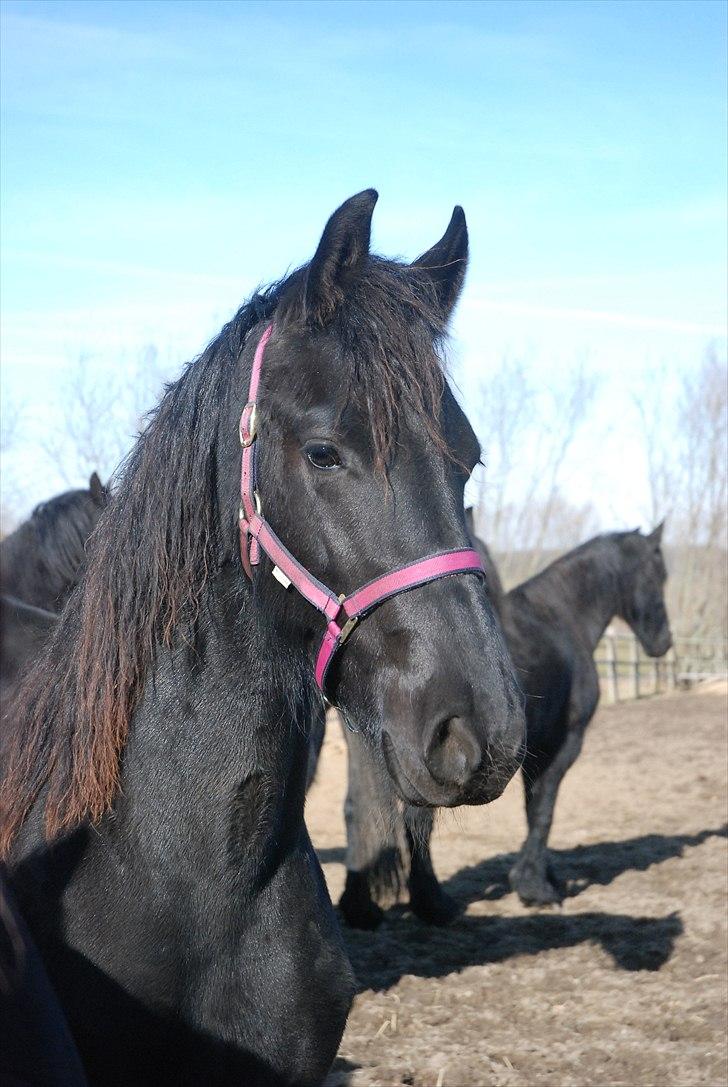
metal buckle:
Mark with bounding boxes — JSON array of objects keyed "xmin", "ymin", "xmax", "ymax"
[
  {"xmin": 335, "ymin": 593, "xmax": 358, "ymax": 643},
  {"xmin": 339, "ymin": 615, "xmax": 358, "ymax": 644},
  {"xmin": 240, "ymin": 403, "xmax": 257, "ymax": 447},
  {"xmin": 239, "ymin": 494, "xmax": 261, "ymax": 521}
]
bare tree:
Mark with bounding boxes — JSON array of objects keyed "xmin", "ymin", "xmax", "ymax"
[
  {"xmin": 40, "ymin": 345, "xmax": 172, "ymax": 487},
  {"xmin": 472, "ymin": 355, "xmax": 599, "ymax": 585},
  {"xmin": 678, "ymin": 346, "xmax": 727, "ymax": 549},
  {"xmin": 0, "ymin": 397, "xmax": 26, "ymax": 535},
  {"xmin": 635, "ymin": 345, "xmax": 727, "ymax": 638}
]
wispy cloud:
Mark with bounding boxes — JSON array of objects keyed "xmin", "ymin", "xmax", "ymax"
[
  {"xmin": 2, "ymin": 248, "xmax": 246, "ymax": 290},
  {"xmin": 1, "ymin": 9, "xmax": 189, "ymax": 65},
  {"xmin": 463, "ymin": 295, "xmax": 726, "ymax": 337}
]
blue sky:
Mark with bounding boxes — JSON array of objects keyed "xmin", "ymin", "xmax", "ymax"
[{"xmin": 1, "ymin": 0, "xmax": 726, "ymax": 522}]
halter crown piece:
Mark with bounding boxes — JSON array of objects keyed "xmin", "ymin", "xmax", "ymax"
[{"xmin": 238, "ymin": 324, "xmax": 485, "ymax": 693}]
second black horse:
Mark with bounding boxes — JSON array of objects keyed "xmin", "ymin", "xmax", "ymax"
[{"xmin": 338, "ymin": 514, "xmax": 672, "ymax": 927}]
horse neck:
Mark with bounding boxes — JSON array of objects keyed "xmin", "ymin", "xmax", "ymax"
[
  {"xmin": 519, "ymin": 539, "xmax": 622, "ymax": 652},
  {"xmin": 478, "ymin": 541, "xmax": 505, "ymax": 618},
  {"xmin": 111, "ymin": 569, "xmax": 315, "ymax": 885}
]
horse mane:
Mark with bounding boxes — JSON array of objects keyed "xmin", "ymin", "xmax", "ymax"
[
  {"xmin": 0, "ymin": 257, "xmax": 450, "ymax": 857},
  {"xmin": 509, "ymin": 531, "xmax": 652, "ymax": 610}
]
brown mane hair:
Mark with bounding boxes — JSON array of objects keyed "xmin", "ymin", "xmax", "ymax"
[{"xmin": 0, "ymin": 258, "xmax": 451, "ymax": 858}]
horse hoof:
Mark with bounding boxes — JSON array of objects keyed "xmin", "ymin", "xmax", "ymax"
[
  {"xmin": 338, "ymin": 889, "xmax": 385, "ymax": 930},
  {"xmin": 546, "ymin": 863, "xmax": 567, "ymax": 897},
  {"xmin": 509, "ymin": 864, "xmax": 563, "ymax": 907},
  {"xmin": 410, "ymin": 889, "xmax": 460, "ymax": 926},
  {"xmin": 519, "ymin": 882, "xmax": 562, "ymax": 907}
]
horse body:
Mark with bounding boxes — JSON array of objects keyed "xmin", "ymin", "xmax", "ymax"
[
  {"xmin": 2, "ymin": 193, "xmax": 523, "ymax": 1084},
  {"xmin": 13, "ymin": 598, "xmax": 348, "ymax": 1085},
  {"xmin": 339, "ymin": 523, "xmax": 672, "ymax": 926},
  {"xmin": 502, "ymin": 526, "xmax": 670, "ymax": 904}
]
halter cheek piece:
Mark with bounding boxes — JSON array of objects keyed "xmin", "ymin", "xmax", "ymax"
[{"xmin": 238, "ymin": 324, "xmax": 485, "ymax": 694}]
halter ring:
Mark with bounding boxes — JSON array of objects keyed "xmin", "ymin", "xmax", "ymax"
[{"xmin": 239, "ymin": 403, "xmax": 257, "ymax": 447}]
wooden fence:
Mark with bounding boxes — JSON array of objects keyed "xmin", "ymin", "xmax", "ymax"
[{"xmin": 595, "ymin": 633, "xmax": 728, "ymax": 704}]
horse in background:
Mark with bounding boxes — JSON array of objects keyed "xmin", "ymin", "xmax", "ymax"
[
  {"xmin": 0, "ymin": 473, "xmax": 108, "ymax": 695},
  {"xmin": 338, "ymin": 516, "xmax": 672, "ymax": 928},
  {"xmin": 1, "ymin": 192, "xmax": 524, "ymax": 1085},
  {"xmin": 1, "ymin": 477, "xmax": 107, "ymax": 1085}
]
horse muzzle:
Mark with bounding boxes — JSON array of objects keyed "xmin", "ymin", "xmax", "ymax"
[{"xmin": 381, "ymin": 708, "xmax": 524, "ymax": 808}]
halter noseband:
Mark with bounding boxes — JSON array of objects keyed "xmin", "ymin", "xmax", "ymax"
[{"xmin": 238, "ymin": 324, "xmax": 485, "ymax": 693}]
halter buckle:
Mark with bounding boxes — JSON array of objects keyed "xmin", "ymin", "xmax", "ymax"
[
  {"xmin": 240, "ymin": 403, "xmax": 257, "ymax": 447},
  {"xmin": 239, "ymin": 494, "xmax": 262, "ymax": 521}
]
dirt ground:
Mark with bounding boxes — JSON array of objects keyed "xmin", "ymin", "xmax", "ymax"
[{"xmin": 307, "ymin": 683, "xmax": 728, "ymax": 1087}]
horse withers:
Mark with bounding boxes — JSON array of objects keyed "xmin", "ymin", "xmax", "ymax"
[
  {"xmin": 1, "ymin": 192, "xmax": 523, "ymax": 1086},
  {"xmin": 0, "ymin": 473, "xmax": 108, "ymax": 695}
]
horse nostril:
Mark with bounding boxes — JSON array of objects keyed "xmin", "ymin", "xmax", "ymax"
[{"xmin": 424, "ymin": 716, "xmax": 481, "ymax": 788}]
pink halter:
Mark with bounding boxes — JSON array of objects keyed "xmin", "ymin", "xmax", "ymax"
[{"xmin": 239, "ymin": 324, "xmax": 485, "ymax": 692}]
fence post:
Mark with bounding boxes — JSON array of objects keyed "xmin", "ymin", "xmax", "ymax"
[
  {"xmin": 631, "ymin": 636, "xmax": 640, "ymax": 699},
  {"xmin": 606, "ymin": 635, "xmax": 618, "ymax": 703},
  {"xmin": 667, "ymin": 646, "xmax": 677, "ymax": 690}
]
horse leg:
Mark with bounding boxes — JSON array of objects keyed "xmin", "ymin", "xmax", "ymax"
[
  {"xmin": 509, "ymin": 728, "xmax": 584, "ymax": 906},
  {"xmin": 339, "ymin": 726, "xmax": 403, "ymax": 930},
  {"xmin": 405, "ymin": 807, "xmax": 460, "ymax": 925}
]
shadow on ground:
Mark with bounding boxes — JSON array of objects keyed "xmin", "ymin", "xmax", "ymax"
[
  {"xmin": 342, "ymin": 908, "xmax": 684, "ymax": 992},
  {"xmin": 324, "ymin": 1057, "xmax": 362, "ymax": 1087},
  {"xmin": 317, "ymin": 846, "xmax": 347, "ymax": 865},
  {"xmin": 440, "ymin": 824, "xmax": 727, "ymax": 906},
  {"xmin": 333, "ymin": 826, "xmax": 728, "ymax": 992}
]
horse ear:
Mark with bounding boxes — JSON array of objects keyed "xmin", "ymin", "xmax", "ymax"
[
  {"xmin": 89, "ymin": 472, "xmax": 106, "ymax": 506},
  {"xmin": 649, "ymin": 520, "xmax": 665, "ymax": 544},
  {"xmin": 412, "ymin": 206, "xmax": 468, "ymax": 319},
  {"xmin": 304, "ymin": 189, "xmax": 378, "ymax": 324}
]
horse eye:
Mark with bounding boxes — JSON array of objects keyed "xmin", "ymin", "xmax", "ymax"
[{"xmin": 305, "ymin": 443, "xmax": 341, "ymax": 470}]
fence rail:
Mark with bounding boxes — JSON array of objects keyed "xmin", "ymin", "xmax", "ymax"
[{"xmin": 595, "ymin": 633, "xmax": 728, "ymax": 704}]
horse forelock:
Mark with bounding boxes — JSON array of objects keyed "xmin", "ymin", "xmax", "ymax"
[{"xmin": 277, "ymin": 256, "xmax": 451, "ymax": 469}]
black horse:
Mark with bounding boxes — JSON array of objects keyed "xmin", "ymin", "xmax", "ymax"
[
  {"xmin": 338, "ymin": 516, "xmax": 672, "ymax": 928},
  {"xmin": 1, "ymin": 192, "xmax": 524, "ymax": 1086},
  {"xmin": 0, "ymin": 473, "xmax": 108, "ymax": 696}
]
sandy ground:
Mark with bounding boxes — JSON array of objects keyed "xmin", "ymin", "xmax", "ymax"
[{"xmin": 306, "ymin": 683, "xmax": 728, "ymax": 1087}]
